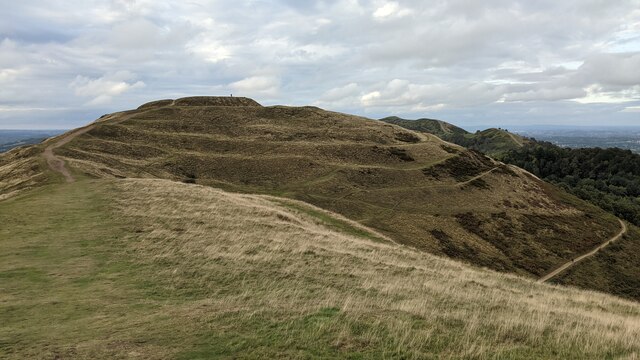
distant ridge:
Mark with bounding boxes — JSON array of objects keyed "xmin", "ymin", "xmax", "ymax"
[
  {"xmin": 380, "ymin": 116, "xmax": 468, "ymax": 138},
  {"xmin": 381, "ymin": 116, "xmax": 531, "ymax": 157},
  {"xmin": 138, "ymin": 96, "xmax": 262, "ymax": 110}
]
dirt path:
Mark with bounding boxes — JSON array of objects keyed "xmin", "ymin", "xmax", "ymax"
[
  {"xmin": 538, "ymin": 219, "xmax": 627, "ymax": 283},
  {"xmin": 437, "ymin": 121, "xmax": 449, "ymax": 134},
  {"xmin": 43, "ymin": 125, "xmax": 96, "ymax": 183},
  {"xmin": 42, "ymin": 108, "xmax": 155, "ymax": 182},
  {"xmin": 507, "ymin": 132, "xmax": 524, "ymax": 147}
]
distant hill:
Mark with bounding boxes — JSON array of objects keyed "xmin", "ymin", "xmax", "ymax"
[
  {"xmin": 380, "ymin": 117, "xmax": 531, "ymax": 157},
  {"xmin": 380, "ymin": 116, "xmax": 468, "ymax": 138}
]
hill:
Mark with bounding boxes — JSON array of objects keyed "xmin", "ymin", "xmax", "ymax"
[
  {"xmin": 502, "ymin": 144, "xmax": 640, "ymax": 226},
  {"xmin": 380, "ymin": 116, "xmax": 531, "ymax": 157},
  {"xmin": 0, "ymin": 96, "xmax": 621, "ymax": 282},
  {"xmin": 380, "ymin": 116, "xmax": 468, "ymax": 138},
  {"xmin": 498, "ymin": 142, "xmax": 640, "ymax": 300},
  {"xmin": 2, "ymin": 177, "xmax": 640, "ymax": 358}
]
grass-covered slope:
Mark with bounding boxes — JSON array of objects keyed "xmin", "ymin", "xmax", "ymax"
[
  {"xmin": 2, "ymin": 178, "xmax": 640, "ymax": 359},
  {"xmin": 380, "ymin": 116, "xmax": 531, "ymax": 157},
  {"xmin": 34, "ymin": 97, "xmax": 621, "ymax": 278},
  {"xmin": 0, "ymin": 144, "xmax": 49, "ymax": 199},
  {"xmin": 380, "ymin": 116, "xmax": 468, "ymax": 138}
]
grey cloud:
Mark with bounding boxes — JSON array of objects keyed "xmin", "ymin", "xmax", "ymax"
[{"xmin": 577, "ymin": 52, "xmax": 640, "ymax": 88}]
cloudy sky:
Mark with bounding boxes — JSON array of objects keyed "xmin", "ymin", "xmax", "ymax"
[{"xmin": 1, "ymin": 0, "xmax": 639, "ymax": 129}]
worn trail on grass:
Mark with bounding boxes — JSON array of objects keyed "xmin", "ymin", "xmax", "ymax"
[
  {"xmin": 538, "ymin": 219, "xmax": 627, "ymax": 283},
  {"xmin": 43, "ymin": 125, "xmax": 97, "ymax": 183},
  {"xmin": 507, "ymin": 132, "xmax": 524, "ymax": 147},
  {"xmin": 42, "ymin": 110, "xmax": 150, "ymax": 182}
]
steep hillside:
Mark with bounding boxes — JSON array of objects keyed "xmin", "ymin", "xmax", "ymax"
[
  {"xmin": 552, "ymin": 223, "xmax": 640, "ymax": 301},
  {"xmin": 0, "ymin": 145, "xmax": 49, "ymax": 200},
  {"xmin": 2, "ymin": 178, "xmax": 640, "ymax": 359},
  {"xmin": 1, "ymin": 96, "xmax": 620, "ymax": 280},
  {"xmin": 380, "ymin": 116, "xmax": 531, "ymax": 157},
  {"xmin": 502, "ymin": 144, "xmax": 640, "ymax": 226}
]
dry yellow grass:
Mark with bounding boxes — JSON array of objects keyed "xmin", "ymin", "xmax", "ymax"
[
  {"xmin": 111, "ymin": 178, "xmax": 640, "ymax": 358},
  {"xmin": 0, "ymin": 145, "xmax": 48, "ymax": 198}
]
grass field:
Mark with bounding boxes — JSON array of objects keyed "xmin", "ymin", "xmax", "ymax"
[{"xmin": 2, "ymin": 178, "xmax": 640, "ymax": 359}]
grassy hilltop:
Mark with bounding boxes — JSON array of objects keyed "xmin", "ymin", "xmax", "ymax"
[
  {"xmin": 2, "ymin": 96, "xmax": 621, "ymax": 278},
  {"xmin": 1, "ymin": 96, "xmax": 639, "ymax": 358}
]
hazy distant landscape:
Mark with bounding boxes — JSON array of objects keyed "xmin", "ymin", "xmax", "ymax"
[
  {"xmin": 0, "ymin": 130, "xmax": 65, "ymax": 152},
  {"xmin": 513, "ymin": 127, "xmax": 640, "ymax": 153}
]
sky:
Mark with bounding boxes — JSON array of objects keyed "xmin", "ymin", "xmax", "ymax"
[{"xmin": 1, "ymin": 0, "xmax": 639, "ymax": 129}]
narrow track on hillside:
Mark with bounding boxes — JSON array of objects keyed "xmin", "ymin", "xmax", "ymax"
[
  {"xmin": 43, "ymin": 109, "xmax": 153, "ymax": 182},
  {"xmin": 507, "ymin": 132, "xmax": 524, "ymax": 146},
  {"xmin": 437, "ymin": 120, "xmax": 448, "ymax": 134},
  {"xmin": 538, "ymin": 219, "xmax": 627, "ymax": 283},
  {"xmin": 43, "ymin": 125, "xmax": 96, "ymax": 182}
]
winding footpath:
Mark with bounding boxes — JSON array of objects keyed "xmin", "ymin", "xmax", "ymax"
[
  {"xmin": 538, "ymin": 219, "xmax": 627, "ymax": 283},
  {"xmin": 43, "ymin": 125, "xmax": 96, "ymax": 183},
  {"xmin": 42, "ymin": 108, "xmax": 146, "ymax": 182}
]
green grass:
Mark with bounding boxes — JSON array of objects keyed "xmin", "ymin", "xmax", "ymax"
[{"xmin": 0, "ymin": 181, "xmax": 141, "ymax": 358}]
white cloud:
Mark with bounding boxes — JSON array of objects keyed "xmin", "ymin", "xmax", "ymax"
[
  {"xmin": 361, "ymin": 91, "xmax": 382, "ymax": 105},
  {"xmin": 230, "ymin": 76, "xmax": 280, "ymax": 97},
  {"xmin": 0, "ymin": 68, "xmax": 25, "ymax": 83},
  {"xmin": 505, "ymin": 87, "xmax": 587, "ymax": 102},
  {"xmin": 574, "ymin": 85, "xmax": 640, "ymax": 104},
  {"xmin": 373, "ymin": 2, "xmax": 412, "ymax": 20},
  {"xmin": 70, "ymin": 72, "xmax": 145, "ymax": 105},
  {"xmin": 186, "ymin": 38, "xmax": 231, "ymax": 63},
  {"xmin": 320, "ymin": 83, "xmax": 360, "ymax": 102}
]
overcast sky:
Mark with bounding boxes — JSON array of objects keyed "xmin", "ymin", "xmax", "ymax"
[{"xmin": 1, "ymin": 0, "xmax": 639, "ymax": 129}]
